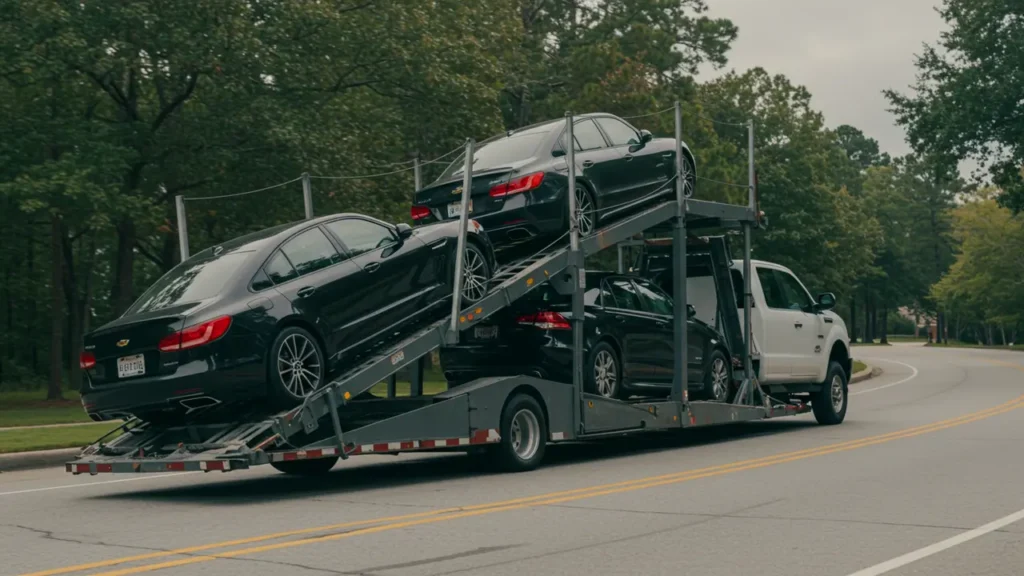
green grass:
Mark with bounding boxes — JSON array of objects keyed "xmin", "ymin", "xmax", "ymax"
[
  {"xmin": 0, "ymin": 388, "xmax": 94, "ymax": 428},
  {"xmin": 887, "ymin": 335, "xmax": 928, "ymax": 342},
  {"xmin": 925, "ymin": 341, "xmax": 1024, "ymax": 351},
  {"xmin": 0, "ymin": 422, "xmax": 121, "ymax": 454},
  {"xmin": 853, "ymin": 360, "xmax": 868, "ymax": 374}
]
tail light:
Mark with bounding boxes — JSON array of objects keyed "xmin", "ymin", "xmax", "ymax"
[
  {"xmin": 410, "ymin": 205, "xmax": 431, "ymax": 221},
  {"xmin": 490, "ymin": 171, "xmax": 545, "ymax": 198},
  {"xmin": 159, "ymin": 316, "xmax": 232, "ymax": 352},
  {"xmin": 79, "ymin": 351, "xmax": 96, "ymax": 369},
  {"xmin": 516, "ymin": 311, "xmax": 571, "ymax": 330}
]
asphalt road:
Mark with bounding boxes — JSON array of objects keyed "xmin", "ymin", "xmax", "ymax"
[{"xmin": 3, "ymin": 344, "xmax": 1023, "ymax": 576}]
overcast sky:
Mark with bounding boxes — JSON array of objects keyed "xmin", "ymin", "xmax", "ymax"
[{"xmin": 699, "ymin": 0, "xmax": 946, "ymax": 159}]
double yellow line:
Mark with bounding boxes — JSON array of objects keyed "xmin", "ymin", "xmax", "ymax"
[{"xmin": 26, "ymin": 367, "xmax": 1024, "ymax": 576}]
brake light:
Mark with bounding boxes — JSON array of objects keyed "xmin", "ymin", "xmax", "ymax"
[
  {"xmin": 411, "ymin": 205, "xmax": 431, "ymax": 221},
  {"xmin": 79, "ymin": 351, "xmax": 96, "ymax": 369},
  {"xmin": 490, "ymin": 171, "xmax": 545, "ymax": 198},
  {"xmin": 516, "ymin": 311, "xmax": 571, "ymax": 330},
  {"xmin": 158, "ymin": 316, "xmax": 232, "ymax": 352}
]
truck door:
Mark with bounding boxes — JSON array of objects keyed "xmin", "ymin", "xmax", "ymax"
[{"xmin": 772, "ymin": 268, "xmax": 825, "ymax": 379}]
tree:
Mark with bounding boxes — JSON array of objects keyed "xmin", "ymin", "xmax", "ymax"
[{"xmin": 886, "ymin": 0, "xmax": 1024, "ymax": 213}]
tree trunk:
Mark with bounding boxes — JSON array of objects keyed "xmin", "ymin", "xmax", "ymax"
[
  {"xmin": 864, "ymin": 291, "xmax": 872, "ymax": 343},
  {"xmin": 986, "ymin": 324, "xmax": 994, "ymax": 346},
  {"xmin": 28, "ymin": 222, "xmax": 39, "ymax": 374},
  {"xmin": 914, "ymin": 313, "xmax": 920, "ymax": 338},
  {"xmin": 850, "ymin": 295, "xmax": 858, "ymax": 343},
  {"xmin": 112, "ymin": 219, "xmax": 136, "ymax": 316},
  {"xmin": 48, "ymin": 214, "xmax": 64, "ymax": 400},
  {"xmin": 880, "ymin": 299, "xmax": 889, "ymax": 344}
]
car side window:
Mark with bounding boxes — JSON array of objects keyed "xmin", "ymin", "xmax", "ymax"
[
  {"xmin": 596, "ymin": 117, "xmax": 640, "ymax": 147},
  {"xmin": 325, "ymin": 219, "xmax": 396, "ymax": 257},
  {"xmin": 556, "ymin": 119, "xmax": 607, "ymax": 153},
  {"xmin": 634, "ymin": 279, "xmax": 673, "ymax": 316},
  {"xmin": 775, "ymin": 269, "xmax": 814, "ymax": 311},
  {"xmin": 265, "ymin": 250, "xmax": 298, "ymax": 285},
  {"xmin": 250, "ymin": 268, "xmax": 274, "ymax": 291},
  {"xmin": 606, "ymin": 278, "xmax": 643, "ymax": 311},
  {"xmin": 280, "ymin": 228, "xmax": 342, "ymax": 277}
]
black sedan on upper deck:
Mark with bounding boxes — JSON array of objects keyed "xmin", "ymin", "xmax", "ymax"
[
  {"xmin": 79, "ymin": 214, "xmax": 495, "ymax": 424},
  {"xmin": 411, "ymin": 113, "xmax": 697, "ymax": 254}
]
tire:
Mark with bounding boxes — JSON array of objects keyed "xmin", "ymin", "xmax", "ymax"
[
  {"xmin": 586, "ymin": 341, "xmax": 621, "ymax": 399},
  {"xmin": 573, "ymin": 184, "xmax": 597, "ymax": 237},
  {"xmin": 699, "ymin": 348, "xmax": 732, "ymax": 403},
  {"xmin": 813, "ymin": 361, "xmax": 848, "ymax": 425},
  {"xmin": 490, "ymin": 393, "xmax": 547, "ymax": 472},
  {"xmin": 460, "ymin": 242, "xmax": 492, "ymax": 304},
  {"xmin": 270, "ymin": 457, "xmax": 338, "ymax": 476},
  {"xmin": 680, "ymin": 151, "xmax": 696, "ymax": 198},
  {"xmin": 267, "ymin": 326, "xmax": 326, "ymax": 409}
]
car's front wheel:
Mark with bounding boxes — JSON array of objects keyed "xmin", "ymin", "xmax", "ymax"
[
  {"xmin": 586, "ymin": 341, "xmax": 621, "ymax": 399},
  {"xmin": 268, "ymin": 326, "xmax": 325, "ymax": 408},
  {"xmin": 812, "ymin": 361, "xmax": 848, "ymax": 425},
  {"xmin": 700, "ymin": 348, "xmax": 732, "ymax": 403}
]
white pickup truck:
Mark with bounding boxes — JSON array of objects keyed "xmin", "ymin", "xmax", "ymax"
[{"xmin": 686, "ymin": 258, "xmax": 852, "ymax": 423}]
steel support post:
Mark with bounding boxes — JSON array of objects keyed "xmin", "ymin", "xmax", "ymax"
[
  {"xmin": 617, "ymin": 244, "xmax": 624, "ymax": 273},
  {"xmin": 671, "ymin": 100, "xmax": 688, "ymax": 403},
  {"xmin": 410, "ymin": 357, "xmax": 425, "ymax": 396},
  {"xmin": 174, "ymin": 195, "xmax": 190, "ymax": 261},
  {"xmin": 302, "ymin": 172, "xmax": 314, "ymax": 219},
  {"xmin": 413, "ymin": 154, "xmax": 422, "ymax": 192},
  {"xmin": 448, "ymin": 139, "xmax": 474, "ymax": 341},
  {"xmin": 737, "ymin": 120, "xmax": 756, "ymax": 405},
  {"xmin": 387, "ymin": 374, "xmax": 397, "ymax": 399},
  {"xmin": 565, "ymin": 113, "xmax": 585, "ymax": 434}
]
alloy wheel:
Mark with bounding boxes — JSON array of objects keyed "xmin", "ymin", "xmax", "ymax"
[
  {"xmin": 461, "ymin": 247, "xmax": 488, "ymax": 302},
  {"xmin": 510, "ymin": 408, "xmax": 541, "ymax": 461},
  {"xmin": 830, "ymin": 374, "xmax": 845, "ymax": 413},
  {"xmin": 574, "ymin": 187, "xmax": 594, "ymax": 236},
  {"xmin": 710, "ymin": 357, "xmax": 729, "ymax": 401},
  {"xmin": 278, "ymin": 333, "xmax": 322, "ymax": 398},
  {"xmin": 681, "ymin": 156, "xmax": 696, "ymax": 198},
  {"xmin": 593, "ymin": 350, "xmax": 617, "ymax": 397}
]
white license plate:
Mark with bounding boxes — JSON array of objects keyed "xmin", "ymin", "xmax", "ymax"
[
  {"xmin": 474, "ymin": 325, "xmax": 498, "ymax": 340},
  {"xmin": 447, "ymin": 200, "xmax": 473, "ymax": 218},
  {"xmin": 117, "ymin": 354, "xmax": 146, "ymax": 378}
]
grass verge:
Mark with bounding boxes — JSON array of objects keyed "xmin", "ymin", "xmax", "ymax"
[
  {"xmin": 853, "ymin": 360, "xmax": 868, "ymax": 374},
  {"xmin": 0, "ymin": 423, "xmax": 121, "ymax": 454},
  {"xmin": 0, "ymin": 388, "xmax": 92, "ymax": 428}
]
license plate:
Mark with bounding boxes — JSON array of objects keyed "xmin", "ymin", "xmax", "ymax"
[
  {"xmin": 474, "ymin": 325, "xmax": 498, "ymax": 340},
  {"xmin": 447, "ymin": 200, "xmax": 473, "ymax": 218},
  {"xmin": 117, "ymin": 354, "xmax": 145, "ymax": 378}
]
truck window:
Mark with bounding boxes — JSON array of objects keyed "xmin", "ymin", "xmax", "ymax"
[
  {"xmin": 755, "ymin": 267, "xmax": 789, "ymax": 309},
  {"xmin": 775, "ymin": 269, "xmax": 815, "ymax": 311}
]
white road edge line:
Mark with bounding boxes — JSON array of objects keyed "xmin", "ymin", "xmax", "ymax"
[
  {"xmin": 851, "ymin": 358, "xmax": 919, "ymax": 396},
  {"xmin": 845, "ymin": 506, "xmax": 1024, "ymax": 576},
  {"xmin": 0, "ymin": 472, "xmax": 199, "ymax": 496}
]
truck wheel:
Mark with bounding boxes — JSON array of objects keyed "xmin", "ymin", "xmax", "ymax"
[
  {"xmin": 586, "ymin": 341, "xmax": 621, "ymax": 399},
  {"xmin": 270, "ymin": 457, "xmax": 338, "ymax": 476},
  {"xmin": 268, "ymin": 326, "xmax": 326, "ymax": 409},
  {"xmin": 700, "ymin": 349, "xmax": 732, "ymax": 403},
  {"xmin": 813, "ymin": 361, "xmax": 848, "ymax": 425},
  {"xmin": 490, "ymin": 394, "xmax": 547, "ymax": 472}
]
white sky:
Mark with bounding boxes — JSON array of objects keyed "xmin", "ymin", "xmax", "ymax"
[{"xmin": 699, "ymin": 0, "xmax": 946, "ymax": 159}]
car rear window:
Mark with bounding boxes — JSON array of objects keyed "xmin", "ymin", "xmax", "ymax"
[
  {"xmin": 441, "ymin": 127, "xmax": 551, "ymax": 179},
  {"xmin": 125, "ymin": 251, "xmax": 251, "ymax": 315}
]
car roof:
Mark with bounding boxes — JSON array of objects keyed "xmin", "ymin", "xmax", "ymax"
[{"xmin": 195, "ymin": 213, "xmax": 386, "ymax": 258}]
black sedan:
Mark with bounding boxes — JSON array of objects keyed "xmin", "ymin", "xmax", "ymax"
[
  {"xmin": 439, "ymin": 272, "xmax": 736, "ymax": 402},
  {"xmin": 411, "ymin": 113, "xmax": 697, "ymax": 253},
  {"xmin": 79, "ymin": 214, "xmax": 496, "ymax": 423}
]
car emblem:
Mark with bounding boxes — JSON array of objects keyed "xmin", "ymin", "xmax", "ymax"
[
  {"xmin": 116, "ymin": 339, "xmax": 130, "ymax": 348},
  {"xmin": 452, "ymin": 186, "xmax": 463, "ymax": 196}
]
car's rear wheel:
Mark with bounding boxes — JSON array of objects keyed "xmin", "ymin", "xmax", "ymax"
[
  {"xmin": 680, "ymin": 152, "xmax": 696, "ymax": 198},
  {"xmin": 270, "ymin": 457, "xmax": 338, "ymax": 476},
  {"xmin": 699, "ymin": 349, "xmax": 732, "ymax": 403},
  {"xmin": 460, "ymin": 243, "xmax": 492, "ymax": 304},
  {"xmin": 586, "ymin": 341, "xmax": 621, "ymax": 399},
  {"xmin": 574, "ymin": 185, "xmax": 597, "ymax": 236},
  {"xmin": 268, "ymin": 326, "xmax": 325, "ymax": 408}
]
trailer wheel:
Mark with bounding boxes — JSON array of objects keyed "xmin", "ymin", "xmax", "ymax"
[
  {"xmin": 270, "ymin": 457, "xmax": 338, "ymax": 476},
  {"xmin": 812, "ymin": 361, "xmax": 848, "ymax": 425},
  {"xmin": 491, "ymin": 394, "xmax": 547, "ymax": 472}
]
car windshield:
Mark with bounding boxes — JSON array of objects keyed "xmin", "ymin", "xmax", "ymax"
[
  {"xmin": 440, "ymin": 125, "xmax": 552, "ymax": 180},
  {"xmin": 125, "ymin": 251, "xmax": 252, "ymax": 315}
]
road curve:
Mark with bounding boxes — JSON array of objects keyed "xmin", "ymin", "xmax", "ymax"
[{"xmin": 2, "ymin": 345, "xmax": 1023, "ymax": 576}]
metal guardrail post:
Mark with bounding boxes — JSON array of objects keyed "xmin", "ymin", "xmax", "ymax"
[
  {"xmin": 302, "ymin": 172, "xmax": 313, "ymax": 219},
  {"xmin": 448, "ymin": 139, "xmax": 474, "ymax": 341},
  {"xmin": 671, "ymin": 100, "xmax": 687, "ymax": 403},
  {"xmin": 174, "ymin": 195, "xmax": 190, "ymax": 261}
]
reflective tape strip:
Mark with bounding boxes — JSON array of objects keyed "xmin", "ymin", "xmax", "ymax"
[
  {"xmin": 199, "ymin": 460, "xmax": 228, "ymax": 471},
  {"xmin": 270, "ymin": 447, "xmax": 338, "ymax": 463},
  {"xmin": 348, "ymin": 429, "xmax": 500, "ymax": 456}
]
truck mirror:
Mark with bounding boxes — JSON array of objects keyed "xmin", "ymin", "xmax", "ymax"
[{"xmin": 816, "ymin": 292, "xmax": 836, "ymax": 311}]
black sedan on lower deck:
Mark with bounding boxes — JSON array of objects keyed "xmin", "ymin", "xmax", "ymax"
[
  {"xmin": 80, "ymin": 214, "xmax": 495, "ymax": 423},
  {"xmin": 411, "ymin": 113, "xmax": 697, "ymax": 256},
  {"xmin": 439, "ymin": 272, "xmax": 737, "ymax": 401}
]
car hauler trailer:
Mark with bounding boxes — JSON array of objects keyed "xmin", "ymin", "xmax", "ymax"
[{"xmin": 66, "ymin": 107, "xmax": 843, "ymax": 477}]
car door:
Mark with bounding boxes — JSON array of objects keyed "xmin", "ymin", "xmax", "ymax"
[
  {"xmin": 772, "ymin": 268, "xmax": 824, "ymax": 379},
  {"xmin": 602, "ymin": 277, "xmax": 660, "ymax": 383},
  {"xmin": 558, "ymin": 118, "xmax": 622, "ymax": 207},
  {"xmin": 268, "ymin": 227, "xmax": 354, "ymax": 354},
  {"xmin": 594, "ymin": 116, "xmax": 664, "ymax": 201},
  {"xmin": 323, "ymin": 217, "xmax": 431, "ymax": 352},
  {"xmin": 633, "ymin": 278, "xmax": 705, "ymax": 386}
]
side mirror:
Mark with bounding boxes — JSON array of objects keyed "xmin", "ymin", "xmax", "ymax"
[
  {"xmin": 815, "ymin": 292, "xmax": 836, "ymax": 311},
  {"xmin": 639, "ymin": 129, "xmax": 653, "ymax": 144},
  {"xmin": 396, "ymin": 223, "xmax": 413, "ymax": 239},
  {"xmin": 687, "ymin": 304, "xmax": 697, "ymax": 318}
]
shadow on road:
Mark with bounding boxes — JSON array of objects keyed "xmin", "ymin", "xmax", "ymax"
[{"xmin": 88, "ymin": 419, "xmax": 817, "ymax": 506}]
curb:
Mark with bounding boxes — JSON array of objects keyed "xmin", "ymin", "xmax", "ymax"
[
  {"xmin": 0, "ymin": 448, "xmax": 81, "ymax": 473},
  {"xmin": 851, "ymin": 364, "xmax": 881, "ymax": 384}
]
